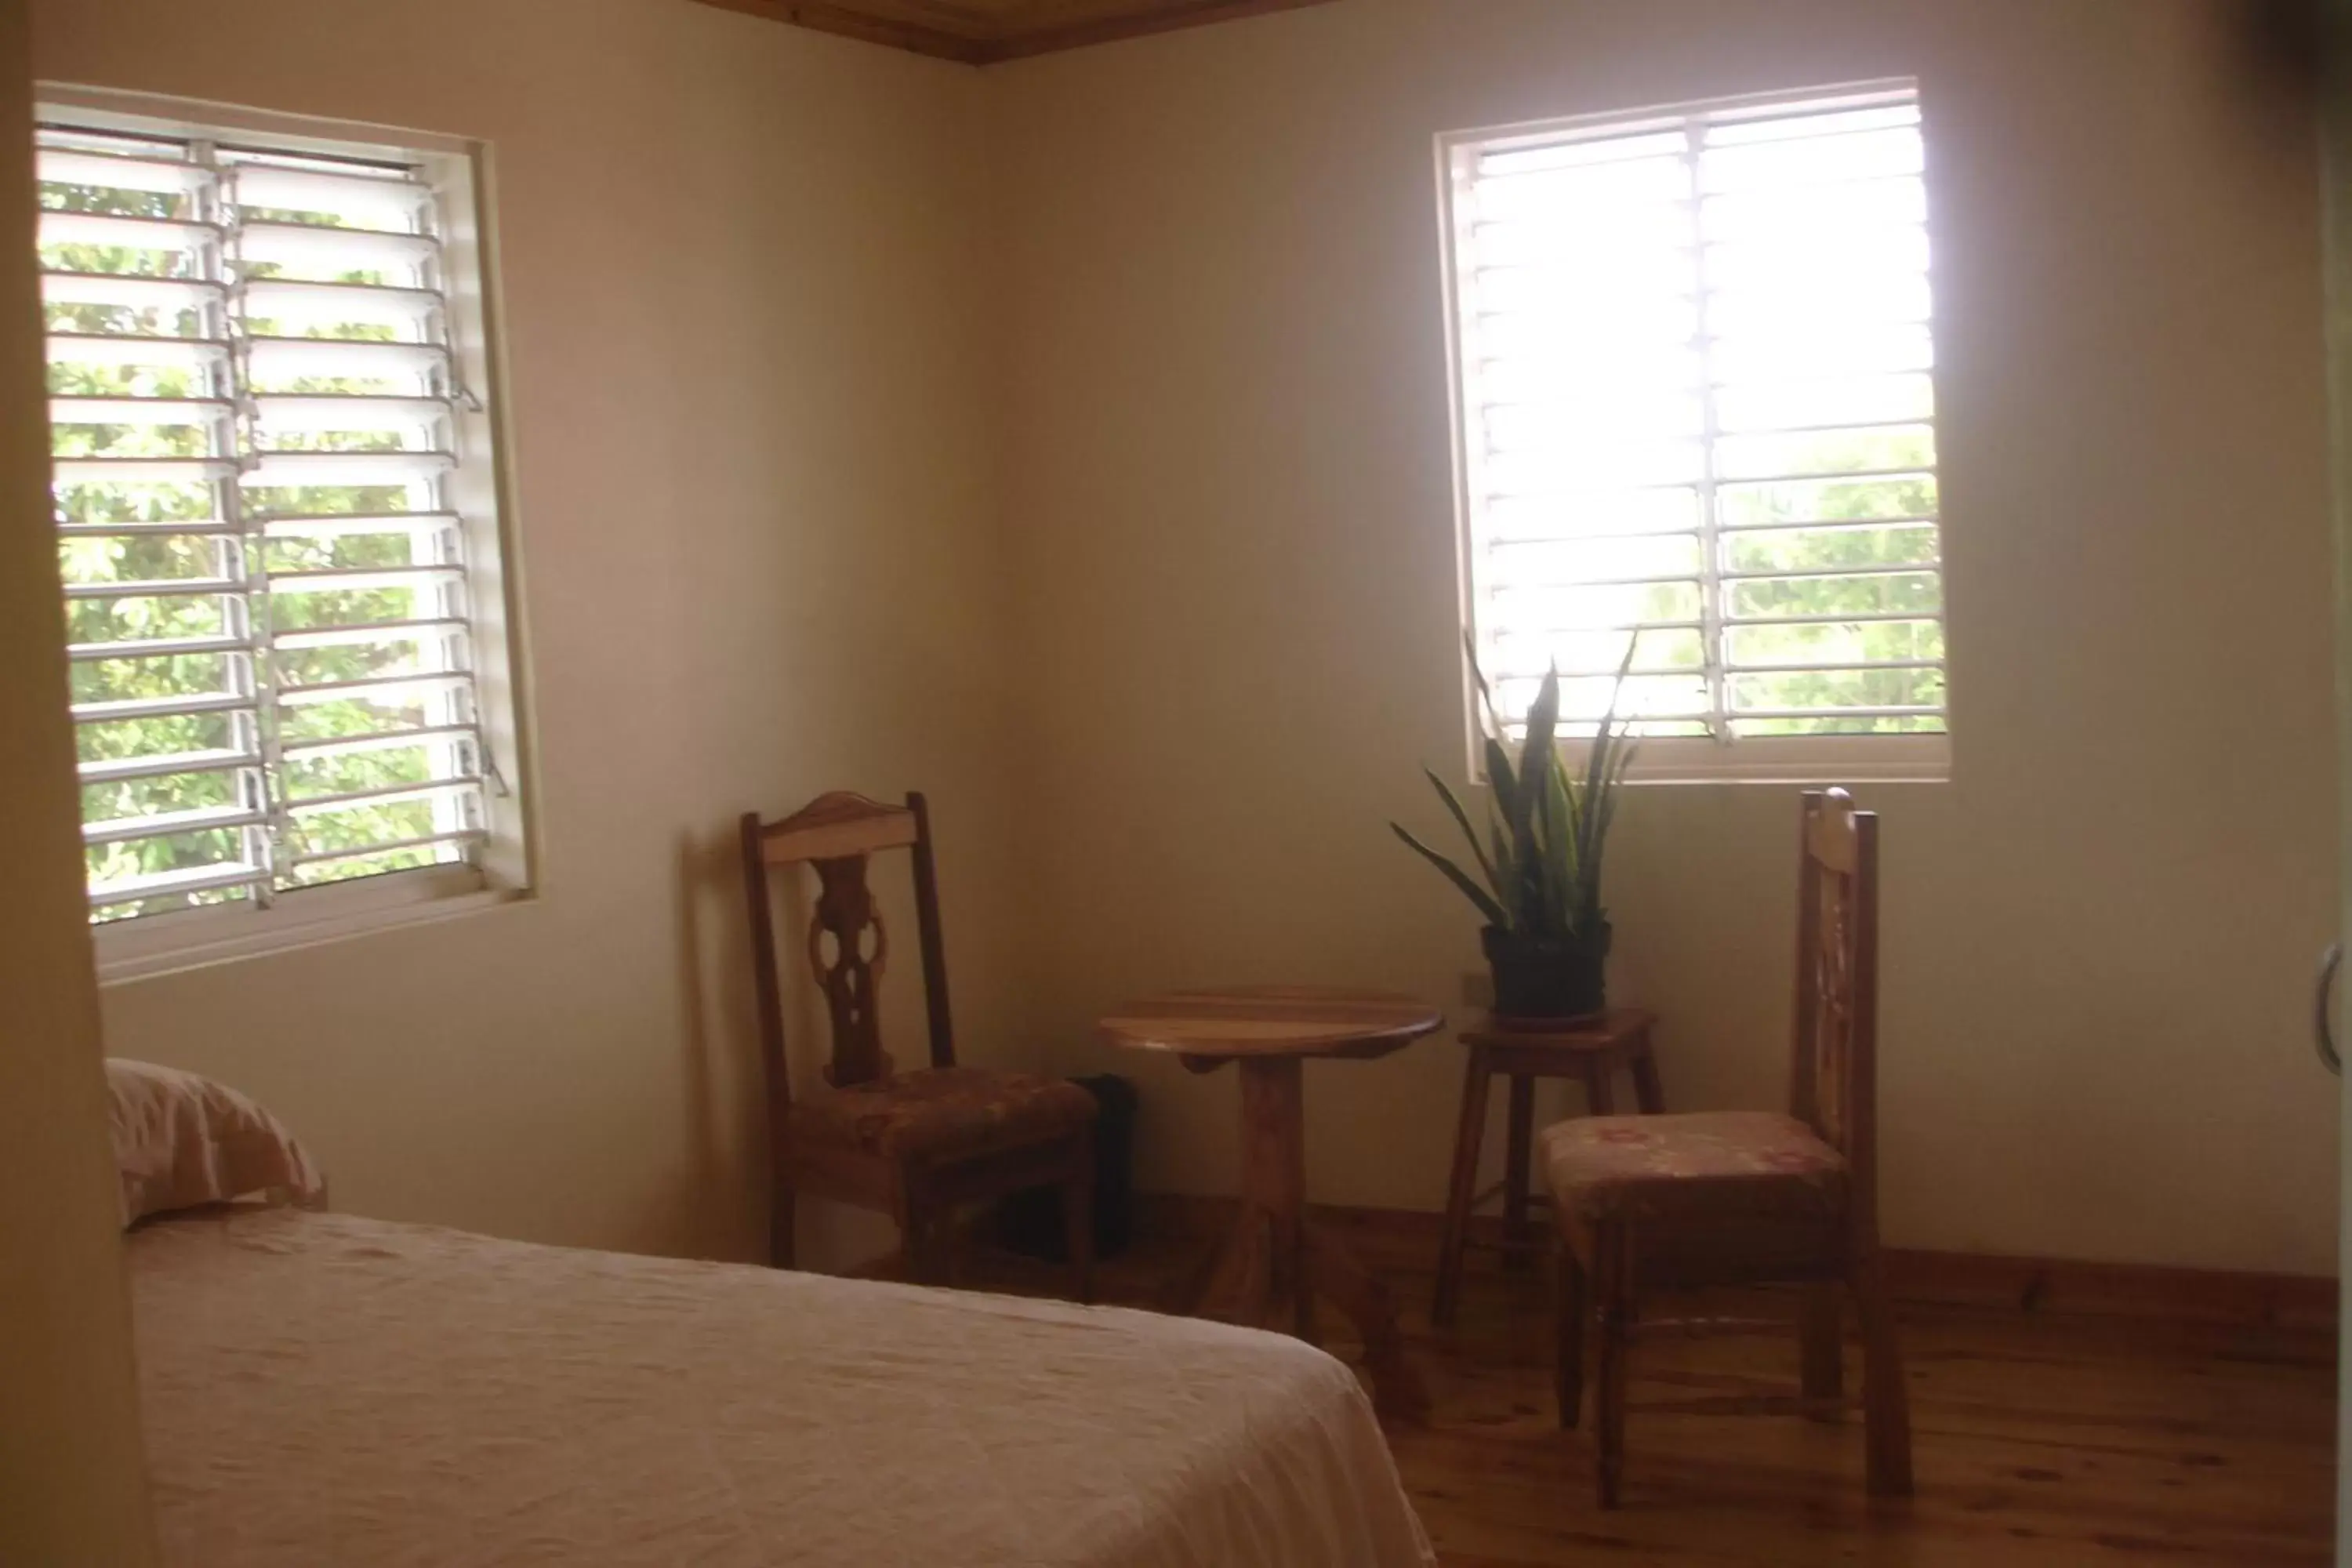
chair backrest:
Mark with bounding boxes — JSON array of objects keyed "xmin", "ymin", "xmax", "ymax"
[
  {"xmin": 1788, "ymin": 789, "xmax": 1881, "ymax": 1228},
  {"xmin": 738, "ymin": 790, "xmax": 956, "ymax": 1105}
]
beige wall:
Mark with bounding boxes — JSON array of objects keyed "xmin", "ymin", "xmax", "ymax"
[
  {"xmin": 989, "ymin": 0, "xmax": 2343, "ymax": 1274},
  {"xmin": 33, "ymin": 0, "xmax": 1014, "ymax": 1267},
  {"xmin": 23, "ymin": 0, "xmax": 2339, "ymax": 1287},
  {"xmin": 0, "ymin": 1, "xmax": 160, "ymax": 1559}
]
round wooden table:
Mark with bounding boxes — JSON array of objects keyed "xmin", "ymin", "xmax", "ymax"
[{"xmin": 1099, "ymin": 985, "xmax": 1443, "ymax": 1418}]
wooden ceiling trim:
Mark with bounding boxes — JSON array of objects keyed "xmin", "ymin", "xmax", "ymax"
[
  {"xmin": 974, "ymin": 0, "xmax": 1338, "ymax": 62},
  {"xmin": 691, "ymin": 0, "xmax": 990, "ymax": 64},
  {"xmin": 688, "ymin": 0, "xmax": 1342, "ymax": 65}
]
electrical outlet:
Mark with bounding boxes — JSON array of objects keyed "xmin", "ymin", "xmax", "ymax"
[{"xmin": 1461, "ymin": 969, "xmax": 1494, "ymax": 1009}]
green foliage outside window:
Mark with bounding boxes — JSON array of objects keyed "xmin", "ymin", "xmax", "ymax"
[{"xmin": 43, "ymin": 162, "xmax": 476, "ymax": 923}]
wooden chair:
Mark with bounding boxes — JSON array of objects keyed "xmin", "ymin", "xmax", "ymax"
[
  {"xmin": 740, "ymin": 790, "xmax": 1096, "ymax": 1298},
  {"xmin": 1432, "ymin": 1009, "xmax": 1664, "ymax": 1329},
  {"xmin": 1542, "ymin": 789, "xmax": 1911, "ymax": 1508}
]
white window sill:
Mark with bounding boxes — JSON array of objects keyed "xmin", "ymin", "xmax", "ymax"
[
  {"xmin": 1550, "ymin": 733, "xmax": 1951, "ymax": 787},
  {"xmin": 95, "ymin": 867, "xmax": 529, "ymax": 985}
]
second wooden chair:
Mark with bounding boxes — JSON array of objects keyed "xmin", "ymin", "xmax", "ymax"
[
  {"xmin": 741, "ymin": 790, "xmax": 1097, "ymax": 1298},
  {"xmin": 1542, "ymin": 788, "xmax": 1911, "ymax": 1508}
]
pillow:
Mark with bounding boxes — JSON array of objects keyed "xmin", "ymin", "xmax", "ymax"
[{"xmin": 107, "ymin": 1059, "xmax": 325, "ymax": 1226}]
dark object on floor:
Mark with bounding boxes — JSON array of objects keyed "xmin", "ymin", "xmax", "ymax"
[{"xmin": 999, "ymin": 1075, "xmax": 1138, "ymax": 1261}]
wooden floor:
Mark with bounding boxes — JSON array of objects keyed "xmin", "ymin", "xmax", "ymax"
[{"xmin": 957, "ymin": 1218, "xmax": 2336, "ymax": 1566}]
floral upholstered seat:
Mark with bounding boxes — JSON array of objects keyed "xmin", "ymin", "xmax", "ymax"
[
  {"xmin": 789, "ymin": 1066, "xmax": 1096, "ymax": 1163},
  {"xmin": 1541, "ymin": 1110, "xmax": 1846, "ymax": 1226}
]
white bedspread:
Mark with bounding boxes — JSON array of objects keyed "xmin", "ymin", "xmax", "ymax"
[{"xmin": 129, "ymin": 1209, "xmax": 1435, "ymax": 1567}]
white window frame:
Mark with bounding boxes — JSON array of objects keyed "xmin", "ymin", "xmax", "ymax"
[
  {"xmin": 37, "ymin": 85, "xmax": 535, "ymax": 982},
  {"xmin": 1437, "ymin": 80, "xmax": 1954, "ymax": 786}
]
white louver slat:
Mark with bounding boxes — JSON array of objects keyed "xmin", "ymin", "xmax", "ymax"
[
  {"xmin": 45, "ymin": 332, "xmax": 232, "ymax": 368},
  {"xmin": 38, "ymin": 209, "xmax": 220, "ymax": 251},
  {"xmin": 1443, "ymin": 82, "xmax": 1951, "ymax": 782},
  {"xmin": 237, "ymin": 221, "xmax": 440, "ymax": 272},
  {"xmin": 38, "ymin": 115, "xmax": 496, "ymax": 923},
  {"xmin": 243, "ymin": 335, "xmax": 450, "ymax": 382},
  {"xmin": 36, "ymin": 148, "xmax": 213, "ymax": 195},
  {"xmin": 41, "ymin": 271, "xmax": 224, "ymax": 310}
]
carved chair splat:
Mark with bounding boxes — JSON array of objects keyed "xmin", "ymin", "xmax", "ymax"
[{"xmin": 740, "ymin": 790, "xmax": 1096, "ymax": 1298}]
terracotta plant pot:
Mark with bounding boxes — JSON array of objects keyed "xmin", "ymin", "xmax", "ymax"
[{"xmin": 1482, "ymin": 922, "xmax": 1610, "ymax": 1022}]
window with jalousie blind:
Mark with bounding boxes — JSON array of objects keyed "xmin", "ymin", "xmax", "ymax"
[
  {"xmin": 37, "ymin": 94, "xmax": 527, "ymax": 940},
  {"xmin": 1442, "ymin": 81, "xmax": 1950, "ymax": 783}
]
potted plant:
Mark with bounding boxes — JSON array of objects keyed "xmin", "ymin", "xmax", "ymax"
[{"xmin": 1392, "ymin": 642, "xmax": 1638, "ymax": 1022}]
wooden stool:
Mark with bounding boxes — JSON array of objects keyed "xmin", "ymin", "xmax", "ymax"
[{"xmin": 1431, "ymin": 1008, "xmax": 1663, "ymax": 1330}]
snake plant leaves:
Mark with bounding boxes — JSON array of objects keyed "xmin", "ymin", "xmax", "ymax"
[
  {"xmin": 1483, "ymin": 731, "xmax": 1521, "ymax": 840},
  {"xmin": 1509, "ymin": 670, "xmax": 1561, "ymax": 920},
  {"xmin": 1575, "ymin": 640, "xmax": 1642, "ymax": 886},
  {"xmin": 1513, "ymin": 666, "xmax": 1561, "ymax": 837},
  {"xmin": 1424, "ymin": 764, "xmax": 1498, "ymax": 891},
  {"xmin": 1464, "ymin": 628, "xmax": 1499, "ymax": 731},
  {"xmin": 1395, "ymin": 637, "xmax": 1637, "ymax": 945},
  {"xmin": 1586, "ymin": 728, "xmax": 1639, "ymax": 911},
  {"xmin": 1544, "ymin": 751, "xmax": 1580, "ymax": 932},
  {"xmin": 1392, "ymin": 822, "xmax": 1512, "ymax": 928}
]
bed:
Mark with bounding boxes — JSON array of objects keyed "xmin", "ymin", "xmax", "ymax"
[{"xmin": 127, "ymin": 1204, "xmax": 1437, "ymax": 1567}]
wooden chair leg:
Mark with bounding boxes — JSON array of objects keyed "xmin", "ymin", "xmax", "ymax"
[
  {"xmin": 769, "ymin": 1183, "xmax": 797, "ymax": 1270},
  {"xmin": 1432, "ymin": 1043, "xmax": 1493, "ymax": 1329},
  {"xmin": 1582, "ymin": 1057, "xmax": 1617, "ymax": 1116},
  {"xmin": 1061, "ymin": 1155, "xmax": 1095, "ymax": 1305},
  {"xmin": 1850, "ymin": 1252, "xmax": 1915, "ymax": 1497},
  {"xmin": 1629, "ymin": 1044, "xmax": 1666, "ymax": 1116},
  {"xmin": 1555, "ymin": 1241, "xmax": 1587, "ymax": 1429},
  {"xmin": 1592, "ymin": 1218, "xmax": 1632, "ymax": 1509},
  {"xmin": 1502, "ymin": 1073, "xmax": 1535, "ymax": 1271},
  {"xmin": 901, "ymin": 1210, "xmax": 931, "ymax": 1284},
  {"xmin": 902, "ymin": 1184, "xmax": 943, "ymax": 1287},
  {"xmin": 942, "ymin": 1207, "xmax": 969, "ymax": 1287},
  {"xmin": 1799, "ymin": 1282, "xmax": 1845, "ymax": 1422}
]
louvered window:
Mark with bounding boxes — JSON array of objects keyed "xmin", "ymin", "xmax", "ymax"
[
  {"xmin": 35, "ymin": 93, "xmax": 526, "ymax": 949},
  {"xmin": 1441, "ymin": 82, "xmax": 1951, "ymax": 782}
]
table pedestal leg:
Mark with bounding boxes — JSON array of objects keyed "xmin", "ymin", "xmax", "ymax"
[
  {"xmin": 1195, "ymin": 1207, "xmax": 1269, "ymax": 1322},
  {"xmin": 1188, "ymin": 1057, "xmax": 1428, "ymax": 1420},
  {"xmin": 1193, "ymin": 1057, "xmax": 1303, "ymax": 1330}
]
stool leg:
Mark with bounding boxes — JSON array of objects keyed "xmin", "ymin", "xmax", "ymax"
[
  {"xmin": 1502, "ymin": 1073, "xmax": 1535, "ymax": 1272},
  {"xmin": 1433, "ymin": 1042, "xmax": 1493, "ymax": 1329}
]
